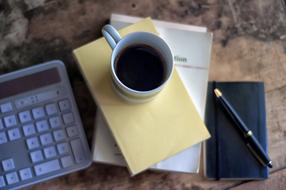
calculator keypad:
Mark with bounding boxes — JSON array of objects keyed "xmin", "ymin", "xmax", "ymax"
[
  {"xmin": 0, "ymin": 62, "xmax": 91, "ymax": 190},
  {"xmin": 0, "ymin": 91, "xmax": 90, "ymax": 189}
]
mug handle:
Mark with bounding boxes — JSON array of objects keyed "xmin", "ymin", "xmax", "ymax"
[{"xmin": 102, "ymin": 24, "xmax": 121, "ymax": 49}]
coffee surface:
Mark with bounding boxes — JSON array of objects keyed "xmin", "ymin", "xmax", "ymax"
[{"xmin": 115, "ymin": 45, "xmax": 165, "ymax": 91}]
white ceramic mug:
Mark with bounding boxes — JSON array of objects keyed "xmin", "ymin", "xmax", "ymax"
[{"xmin": 102, "ymin": 24, "xmax": 173, "ymax": 103}]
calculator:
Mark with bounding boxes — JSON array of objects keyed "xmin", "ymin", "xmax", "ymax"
[{"xmin": 0, "ymin": 60, "xmax": 91, "ymax": 189}]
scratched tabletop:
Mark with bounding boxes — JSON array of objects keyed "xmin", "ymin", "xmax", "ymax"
[{"xmin": 1, "ymin": 0, "xmax": 286, "ymax": 189}]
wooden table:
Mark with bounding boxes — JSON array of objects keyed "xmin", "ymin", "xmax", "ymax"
[{"xmin": 1, "ymin": 0, "xmax": 286, "ymax": 189}]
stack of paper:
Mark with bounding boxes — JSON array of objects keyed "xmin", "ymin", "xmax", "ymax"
[
  {"xmin": 73, "ymin": 17, "xmax": 211, "ymax": 175},
  {"xmin": 92, "ymin": 14, "xmax": 213, "ymax": 174}
]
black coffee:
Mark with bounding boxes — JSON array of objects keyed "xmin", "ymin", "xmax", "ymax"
[{"xmin": 115, "ymin": 45, "xmax": 166, "ymax": 91}]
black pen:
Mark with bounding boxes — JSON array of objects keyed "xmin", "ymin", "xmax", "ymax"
[{"xmin": 214, "ymin": 88, "xmax": 272, "ymax": 168}]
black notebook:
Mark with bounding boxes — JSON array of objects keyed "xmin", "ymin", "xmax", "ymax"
[{"xmin": 204, "ymin": 81, "xmax": 269, "ymax": 179}]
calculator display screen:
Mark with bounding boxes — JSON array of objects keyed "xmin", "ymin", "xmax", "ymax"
[{"xmin": 0, "ymin": 68, "xmax": 60, "ymax": 99}]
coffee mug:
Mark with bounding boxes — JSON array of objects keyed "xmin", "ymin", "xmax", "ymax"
[{"xmin": 102, "ymin": 24, "xmax": 173, "ymax": 103}]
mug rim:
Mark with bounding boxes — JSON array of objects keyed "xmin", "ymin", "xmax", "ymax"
[{"xmin": 110, "ymin": 32, "xmax": 174, "ymax": 95}]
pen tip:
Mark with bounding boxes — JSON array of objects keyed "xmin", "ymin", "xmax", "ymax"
[{"xmin": 214, "ymin": 88, "xmax": 222, "ymax": 97}]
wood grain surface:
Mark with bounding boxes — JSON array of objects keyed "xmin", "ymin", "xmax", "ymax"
[{"xmin": 1, "ymin": 0, "xmax": 286, "ymax": 189}]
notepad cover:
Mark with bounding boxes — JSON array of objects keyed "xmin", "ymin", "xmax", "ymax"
[
  {"xmin": 73, "ymin": 18, "xmax": 210, "ymax": 175},
  {"xmin": 205, "ymin": 82, "xmax": 269, "ymax": 179}
]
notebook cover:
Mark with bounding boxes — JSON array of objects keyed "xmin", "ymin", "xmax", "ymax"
[
  {"xmin": 73, "ymin": 18, "xmax": 210, "ymax": 175},
  {"xmin": 205, "ymin": 81, "xmax": 269, "ymax": 179}
]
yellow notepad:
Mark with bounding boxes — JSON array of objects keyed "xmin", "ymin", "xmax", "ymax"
[{"xmin": 73, "ymin": 18, "xmax": 210, "ymax": 175}]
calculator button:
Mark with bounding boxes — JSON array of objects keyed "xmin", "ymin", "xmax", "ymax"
[
  {"xmin": 18, "ymin": 110, "xmax": 32, "ymax": 123},
  {"xmin": 53, "ymin": 130, "xmax": 66, "ymax": 142},
  {"xmin": 26, "ymin": 137, "xmax": 40, "ymax": 150},
  {"xmin": 66, "ymin": 126, "xmax": 78, "ymax": 137},
  {"xmin": 45, "ymin": 103, "xmax": 58, "ymax": 116},
  {"xmin": 0, "ymin": 102, "xmax": 13, "ymax": 113},
  {"xmin": 49, "ymin": 116, "xmax": 62, "ymax": 129},
  {"xmin": 71, "ymin": 139, "xmax": 85, "ymax": 163},
  {"xmin": 37, "ymin": 90, "xmax": 61, "ymax": 105},
  {"xmin": 4, "ymin": 115, "xmax": 17, "ymax": 128},
  {"xmin": 0, "ymin": 132, "xmax": 7, "ymax": 144},
  {"xmin": 63, "ymin": 113, "xmax": 74, "ymax": 125},
  {"xmin": 44, "ymin": 146, "xmax": 57, "ymax": 159},
  {"xmin": 23, "ymin": 124, "xmax": 36, "ymax": 136},
  {"xmin": 30, "ymin": 150, "xmax": 44, "ymax": 163},
  {"xmin": 34, "ymin": 159, "xmax": 61, "ymax": 176},
  {"xmin": 15, "ymin": 98, "xmax": 28, "ymax": 109},
  {"xmin": 0, "ymin": 119, "xmax": 3, "ymax": 130},
  {"xmin": 15, "ymin": 95, "xmax": 38, "ymax": 109},
  {"xmin": 5, "ymin": 172, "xmax": 19, "ymax": 185},
  {"xmin": 15, "ymin": 97, "xmax": 34, "ymax": 109},
  {"xmin": 61, "ymin": 156, "xmax": 74, "ymax": 168},
  {"xmin": 40, "ymin": 133, "xmax": 53, "ymax": 146},
  {"xmin": 2, "ymin": 158, "xmax": 15, "ymax": 171},
  {"xmin": 19, "ymin": 168, "xmax": 33, "ymax": 180},
  {"xmin": 0, "ymin": 176, "xmax": 5, "ymax": 188},
  {"xmin": 59, "ymin": 99, "xmax": 70, "ymax": 112},
  {"xmin": 57, "ymin": 143, "xmax": 70, "ymax": 155},
  {"xmin": 36, "ymin": 120, "xmax": 49, "ymax": 132},
  {"xmin": 8, "ymin": 128, "xmax": 21, "ymax": 141},
  {"xmin": 32, "ymin": 107, "xmax": 45, "ymax": 120}
]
